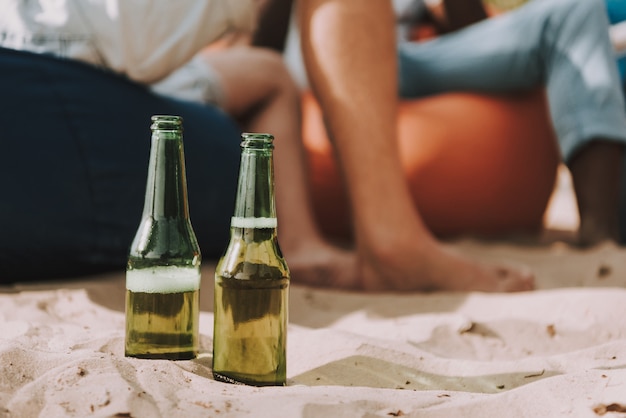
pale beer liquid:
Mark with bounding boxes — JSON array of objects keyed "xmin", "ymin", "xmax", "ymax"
[
  {"xmin": 125, "ymin": 267, "xmax": 200, "ymax": 360},
  {"xmin": 213, "ymin": 263, "xmax": 288, "ymax": 386}
]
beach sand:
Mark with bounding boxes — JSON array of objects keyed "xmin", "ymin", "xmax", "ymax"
[{"xmin": 1, "ymin": 166, "xmax": 626, "ymax": 418}]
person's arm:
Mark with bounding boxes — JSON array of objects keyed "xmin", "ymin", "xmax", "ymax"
[{"xmin": 610, "ymin": 20, "xmax": 626, "ymax": 56}]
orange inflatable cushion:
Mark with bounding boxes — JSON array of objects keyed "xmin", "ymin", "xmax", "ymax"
[{"xmin": 302, "ymin": 90, "xmax": 560, "ymax": 240}]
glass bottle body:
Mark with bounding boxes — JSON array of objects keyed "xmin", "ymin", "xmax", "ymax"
[
  {"xmin": 125, "ymin": 115, "xmax": 201, "ymax": 360},
  {"xmin": 213, "ymin": 133, "xmax": 289, "ymax": 386}
]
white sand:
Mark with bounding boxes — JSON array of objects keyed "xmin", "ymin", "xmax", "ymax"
[{"xmin": 1, "ymin": 167, "xmax": 626, "ymax": 417}]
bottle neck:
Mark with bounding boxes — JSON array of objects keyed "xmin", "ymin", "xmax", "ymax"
[
  {"xmin": 143, "ymin": 129, "xmax": 189, "ymax": 220},
  {"xmin": 232, "ymin": 145, "xmax": 277, "ymax": 233}
]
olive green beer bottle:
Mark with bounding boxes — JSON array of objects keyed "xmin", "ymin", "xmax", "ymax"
[
  {"xmin": 125, "ymin": 115, "xmax": 201, "ymax": 360},
  {"xmin": 213, "ymin": 133, "xmax": 290, "ymax": 386}
]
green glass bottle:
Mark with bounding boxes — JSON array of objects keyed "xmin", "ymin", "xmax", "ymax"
[
  {"xmin": 125, "ymin": 115, "xmax": 201, "ymax": 360},
  {"xmin": 213, "ymin": 133, "xmax": 290, "ymax": 386}
]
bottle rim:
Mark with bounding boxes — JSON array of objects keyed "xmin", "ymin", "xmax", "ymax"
[
  {"xmin": 151, "ymin": 115, "xmax": 183, "ymax": 131},
  {"xmin": 241, "ymin": 132, "xmax": 274, "ymax": 150}
]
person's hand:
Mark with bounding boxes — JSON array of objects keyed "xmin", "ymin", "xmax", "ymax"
[{"xmin": 610, "ymin": 21, "xmax": 626, "ymax": 55}]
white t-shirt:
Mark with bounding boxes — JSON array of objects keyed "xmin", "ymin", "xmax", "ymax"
[{"xmin": 0, "ymin": 0, "xmax": 257, "ymax": 104}]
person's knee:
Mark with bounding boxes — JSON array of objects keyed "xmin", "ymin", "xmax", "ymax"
[
  {"xmin": 559, "ymin": 0, "xmax": 607, "ymax": 25},
  {"xmin": 536, "ymin": 0, "xmax": 610, "ymax": 46},
  {"xmin": 250, "ymin": 47, "xmax": 299, "ymax": 93}
]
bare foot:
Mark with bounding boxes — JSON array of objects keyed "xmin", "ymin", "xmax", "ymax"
[
  {"xmin": 283, "ymin": 237, "xmax": 533, "ymax": 293},
  {"xmin": 358, "ymin": 238, "xmax": 535, "ymax": 293},
  {"xmin": 284, "ymin": 241, "xmax": 360, "ymax": 290}
]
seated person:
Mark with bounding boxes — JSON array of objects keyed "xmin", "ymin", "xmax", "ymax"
[
  {"xmin": 275, "ymin": 0, "xmax": 626, "ymax": 250},
  {"xmin": 4, "ymin": 0, "xmax": 623, "ymax": 293},
  {"xmin": 0, "ymin": 0, "xmax": 352, "ymax": 286},
  {"xmin": 395, "ymin": 0, "xmax": 626, "ymax": 247},
  {"xmin": 290, "ymin": 0, "xmax": 626, "ymax": 291}
]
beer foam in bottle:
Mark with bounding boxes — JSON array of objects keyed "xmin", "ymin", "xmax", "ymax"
[
  {"xmin": 231, "ymin": 217, "xmax": 277, "ymax": 229},
  {"xmin": 126, "ymin": 266, "xmax": 201, "ymax": 294}
]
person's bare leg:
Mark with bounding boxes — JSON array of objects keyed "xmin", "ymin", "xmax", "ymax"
[
  {"xmin": 200, "ymin": 47, "xmax": 359, "ymax": 289},
  {"xmin": 569, "ymin": 140, "xmax": 623, "ymax": 246},
  {"xmin": 299, "ymin": 0, "xmax": 534, "ymax": 292}
]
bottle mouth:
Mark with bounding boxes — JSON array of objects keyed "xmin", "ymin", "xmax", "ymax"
[
  {"xmin": 241, "ymin": 133, "xmax": 274, "ymax": 150},
  {"xmin": 151, "ymin": 115, "xmax": 183, "ymax": 131}
]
